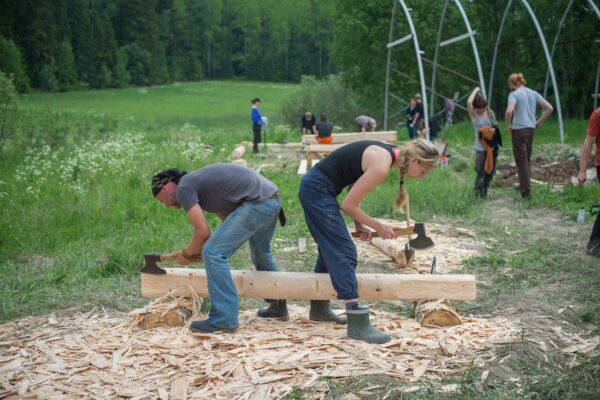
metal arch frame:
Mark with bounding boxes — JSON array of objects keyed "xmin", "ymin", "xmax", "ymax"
[
  {"xmin": 488, "ymin": 0, "xmax": 564, "ymax": 142},
  {"xmin": 430, "ymin": 0, "xmax": 486, "ymax": 114},
  {"xmin": 544, "ymin": 0, "xmax": 600, "ymax": 109},
  {"xmin": 384, "ymin": 0, "xmax": 430, "ymax": 139}
]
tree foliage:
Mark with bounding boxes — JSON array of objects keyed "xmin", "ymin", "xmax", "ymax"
[
  {"xmin": 332, "ymin": 0, "xmax": 599, "ymax": 120},
  {"xmin": 0, "ymin": 0, "xmax": 335, "ymax": 91}
]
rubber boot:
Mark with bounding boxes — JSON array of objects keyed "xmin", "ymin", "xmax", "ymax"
[
  {"xmin": 309, "ymin": 300, "xmax": 347, "ymax": 324},
  {"xmin": 346, "ymin": 308, "xmax": 390, "ymax": 344},
  {"xmin": 257, "ymin": 300, "xmax": 289, "ymax": 321}
]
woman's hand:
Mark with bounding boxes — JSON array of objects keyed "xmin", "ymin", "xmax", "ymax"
[
  {"xmin": 354, "ymin": 221, "xmax": 372, "ymax": 241},
  {"xmin": 375, "ymin": 221, "xmax": 397, "ymax": 240}
]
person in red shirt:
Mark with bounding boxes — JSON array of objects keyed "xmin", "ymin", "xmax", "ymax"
[{"xmin": 577, "ymin": 107, "xmax": 600, "ymax": 257}]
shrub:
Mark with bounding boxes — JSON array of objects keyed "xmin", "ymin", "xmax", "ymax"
[
  {"xmin": 0, "ymin": 36, "xmax": 30, "ymax": 93},
  {"xmin": 280, "ymin": 75, "xmax": 363, "ymax": 132},
  {"xmin": 0, "ymin": 72, "xmax": 20, "ymax": 151}
]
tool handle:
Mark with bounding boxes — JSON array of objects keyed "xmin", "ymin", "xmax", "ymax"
[
  {"xmin": 351, "ymin": 226, "xmax": 414, "ymax": 238},
  {"xmin": 160, "ymin": 252, "xmax": 203, "ymax": 263},
  {"xmin": 405, "ymin": 192, "xmax": 411, "ymax": 241}
]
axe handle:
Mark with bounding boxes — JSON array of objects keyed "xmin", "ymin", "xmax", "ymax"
[
  {"xmin": 160, "ymin": 253, "xmax": 203, "ymax": 263},
  {"xmin": 405, "ymin": 192, "xmax": 412, "ymax": 242},
  {"xmin": 351, "ymin": 226, "xmax": 414, "ymax": 238}
]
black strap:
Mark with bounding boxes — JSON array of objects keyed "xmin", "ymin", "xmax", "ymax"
[{"xmin": 278, "ymin": 207, "xmax": 286, "ymax": 227}]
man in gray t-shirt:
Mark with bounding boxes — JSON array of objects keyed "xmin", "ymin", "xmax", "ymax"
[
  {"xmin": 151, "ymin": 164, "xmax": 288, "ymax": 333},
  {"xmin": 354, "ymin": 115, "xmax": 377, "ymax": 133}
]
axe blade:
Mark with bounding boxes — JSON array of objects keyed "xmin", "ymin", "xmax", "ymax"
[
  {"xmin": 140, "ymin": 253, "xmax": 167, "ymax": 274},
  {"xmin": 408, "ymin": 223, "xmax": 435, "ymax": 250}
]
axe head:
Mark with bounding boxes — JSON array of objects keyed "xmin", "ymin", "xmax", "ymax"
[
  {"xmin": 140, "ymin": 253, "xmax": 167, "ymax": 274},
  {"xmin": 409, "ymin": 223, "xmax": 435, "ymax": 250}
]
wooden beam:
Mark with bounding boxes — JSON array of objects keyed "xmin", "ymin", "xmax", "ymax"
[
  {"xmin": 297, "ymin": 159, "xmax": 308, "ymax": 175},
  {"xmin": 302, "ymin": 131, "xmax": 397, "ymax": 145},
  {"xmin": 141, "ymin": 269, "xmax": 476, "ymax": 301}
]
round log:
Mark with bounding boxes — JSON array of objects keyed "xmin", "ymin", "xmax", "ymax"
[
  {"xmin": 370, "ymin": 237, "xmax": 413, "ymax": 268},
  {"xmin": 231, "ymin": 145, "xmax": 246, "ymax": 159},
  {"xmin": 415, "ymin": 299, "xmax": 462, "ymax": 327}
]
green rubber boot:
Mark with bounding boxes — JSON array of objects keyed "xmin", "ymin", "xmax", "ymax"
[
  {"xmin": 309, "ymin": 300, "xmax": 347, "ymax": 324},
  {"xmin": 346, "ymin": 308, "xmax": 390, "ymax": 344},
  {"xmin": 257, "ymin": 300, "xmax": 289, "ymax": 321}
]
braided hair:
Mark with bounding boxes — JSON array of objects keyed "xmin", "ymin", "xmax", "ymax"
[
  {"xmin": 395, "ymin": 139, "xmax": 440, "ymax": 209},
  {"xmin": 151, "ymin": 168, "xmax": 188, "ymax": 197}
]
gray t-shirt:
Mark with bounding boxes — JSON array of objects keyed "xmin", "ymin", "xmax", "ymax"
[
  {"xmin": 507, "ymin": 87, "xmax": 543, "ymax": 130},
  {"xmin": 176, "ymin": 164, "xmax": 278, "ymax": 214},
  {"xmin": 354, "ymin": 115, "xmax": 375, "ymax": 129}
]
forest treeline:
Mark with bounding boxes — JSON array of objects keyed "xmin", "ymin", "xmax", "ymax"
[
  {"xmin": 0, "ymin": 0, "xmax": 598, "ymax": 118},
  {"xmin": 0, "ymin": 0, "xmax": 334, "ymax": 92}
]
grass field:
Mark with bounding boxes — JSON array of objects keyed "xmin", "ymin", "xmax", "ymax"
[{"xmin": 1, "ymin": 81, "xmax": 599, "ymax": 399}]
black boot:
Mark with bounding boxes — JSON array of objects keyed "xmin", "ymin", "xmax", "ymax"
[
  {"xmin": 257, "ymin": 300, "xmax": 289, "ymax": 321},
  {"xmin": 346, "ymin": 307, "xmax": 390, "ymax": 344},
  {"xmin": 309, "ymin": 300, "xmax": 347, "ymax": 324}
]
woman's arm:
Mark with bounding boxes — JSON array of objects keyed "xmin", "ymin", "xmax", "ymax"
[
  {"xmin": 340, "ymin": 147, "xmax": 396, "ymax": 239},
  {"xmin": 467, "ymin": 87, "xmax": 479, "ymax": 122},
  {"xmin": 536, "ymin": 98, "xmax": 554, "ymax": 128}
]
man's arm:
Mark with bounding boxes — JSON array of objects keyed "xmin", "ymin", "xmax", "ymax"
[
  {"xmin": 177, "ymin": 204, "xmax": 211, "ymax": 265},
  {"xmin": 535, "ymin": 98, "xmax": 554, "ymax": 128},
  {"xmin": 505, "ymin": 101, "xmax": 516, "ymax": 133},
  {"xmin": 578, "ymin": 134, "xmax": 595, "ymax": 186}
]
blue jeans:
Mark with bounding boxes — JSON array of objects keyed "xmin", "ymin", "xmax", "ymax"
[
  {"xmin": 406, "ymin": 121, "xmax": 416, "ymax": 139},
  {"xmin": 201, "ymin": 198, "xmax": 280, "ymax": 328},
  {"xmin": 299, "ymin": 168, "xmax": 359, "ymax": 300}
]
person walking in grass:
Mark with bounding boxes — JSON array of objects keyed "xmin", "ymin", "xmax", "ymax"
[
  {"xmin": 251, "ymin": 98, "xmax": 263, "ymax": 153},
  {"xmin": 298, "ymin": 139, "xmax": 440, "ymax": 344},
  {"xmin": 151, "ymin": 164, "xmax": 287, "ymax": 333},
  {"xmin": 577, "ymin": 106, "xmax": 600, "ymax": 257},
  {"xmin": 467, "ymin": 86, "xmax": 502, "ymax": 199},
  {"xmin": 315, "ymin": 113, "xmax": 334, "ymax": 144},
  {"xmin": 504, "ymin": 73, "xmax": 554, "ymax": 198}
]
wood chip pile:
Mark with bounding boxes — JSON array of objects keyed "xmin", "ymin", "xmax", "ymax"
[{"xmin": 1, "ymin": 300, "xmax": 526, "ymax": 400}]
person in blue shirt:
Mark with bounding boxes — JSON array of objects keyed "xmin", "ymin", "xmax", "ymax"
[{"xmin": 251, "ymin": 98, "xmax": 262, "ymax": 153}]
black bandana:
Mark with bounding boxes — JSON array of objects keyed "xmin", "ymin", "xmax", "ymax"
[{"xmin": 151, "ymin": 168, "xmax": 187, "ymax": 197}]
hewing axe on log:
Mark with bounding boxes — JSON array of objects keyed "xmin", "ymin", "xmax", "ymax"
[
  {"xmin": 351, "ymin": 222, "xmax": 434, "ymax": 250},
  {"xmin": 140, "ymin": 253, "xmax": 202, "ymax": 275}
]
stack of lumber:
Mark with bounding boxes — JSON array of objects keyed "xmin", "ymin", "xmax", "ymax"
[{"xmin": 0, "ymin": 301, "xmax": 541, "ymax": 399}]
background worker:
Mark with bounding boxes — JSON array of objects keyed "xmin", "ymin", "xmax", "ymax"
[
  {"xmin": 315, "ymin": 113, "xmax": 334, "ymax": 144},
  {"xmin": 405, "ymin": 98, "xmax": 417, "ymax": 139},
  {"xmin": 411, "ymin": 93, "xmax": 424, "ymax": 135},
  {"xmin": 467, "ymin": 86, "xmax": 501, "ymax": 198},
  {"xmin": 151, "ymin": 164, "xmax": 287, "ymax": 333},
  {"xmin": 301, "ymin": 111, "xmax": 317, "ymax": 136},
  {"xmin": 577, "ymin": 106, "xmax": 600, "ymax": 257},
  {"xmin": 504, "ymin": 73, "xmax": 554, "ymax": 198},
  {"xmin": 298, "ymin": 139, "xmax": 439, "ymax": 344},
  {"xmin": 354, "ymin": 115, "xmax": 376, "ymax": 133},
  {"xmin": 250, "ymin": 98, "xmax": 263, "ymax": 153}
]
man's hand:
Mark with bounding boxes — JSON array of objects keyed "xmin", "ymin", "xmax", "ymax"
[
  {"xmin": 375, "ymin": 221, "xmax": 397, "ymax": 240},
  {"xmin": 577, "ymin": 170, "xmax": 587, "ymax": 186},
  {"xmin": 176, "ymin": 252, "xmax": 191, "ymax": 265},
  {"xmin": 354, "ymin": 221, "xmax": 372, "ymax": 241}
]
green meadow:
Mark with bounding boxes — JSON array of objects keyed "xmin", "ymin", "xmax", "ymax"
[{"xmin": 1, "ymin": 81, "xmax": 599, "ymax": 398}]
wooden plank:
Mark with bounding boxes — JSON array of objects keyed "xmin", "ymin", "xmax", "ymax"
[
  {"xmin": 305, "ymin": 143, "xmax": 347, "ymax": 153},
  {"xmin": 297, "ymin": 159, "xmax": 308, "ymax": 175},
  {"xmin": 141, "ymin": 269, "xmax": 476, "ymax": 301},
  {"xmin": 302, "ymin": 131, "xmax": 397, "ymax": 145}
]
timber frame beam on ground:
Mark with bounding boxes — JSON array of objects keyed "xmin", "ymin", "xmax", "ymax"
[{"xmin": 141, "ymin": 268, "xmax": 477, "ymax": 301}]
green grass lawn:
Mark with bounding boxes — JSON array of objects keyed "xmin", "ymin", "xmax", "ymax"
[{"xmin": 1, "ymin": 81, "xmax": 599, "ymax": 399}]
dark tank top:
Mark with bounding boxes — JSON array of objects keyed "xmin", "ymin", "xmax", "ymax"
[{"xmin": 316, "ymin": 140, "xmax": 396, "ymax": 188}]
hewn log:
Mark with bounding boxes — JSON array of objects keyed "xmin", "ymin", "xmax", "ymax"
[
  {"xmin": 415, "ymin": 299, "xmax": 462, "ymax": 327},
  {"xmin": 141, "ymin": 269, "xmax": 476, "ymax": 301},
  {"xmin": 231, "ymin": 145, "xmax": 246, "ymax": 159},
  {"xmin": 302, "ymin": 131, "xmax": 397, "ymax": 145}
]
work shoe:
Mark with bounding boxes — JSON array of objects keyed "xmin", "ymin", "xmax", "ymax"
[
  {"xmin": 309, "ymin": 300, "xmax": 347, "ymax": 324},
  {"xmin": 257, "ymin": 300, "xmax": 289, "ymax": 321},
  {"xmin": 189, "ymin": 319, "xmax": 236, "ymax": 334},
  {"xmin": 346, "ymin": 307, "xmax": 390, "ymax": 344},
  {"xmin": 587, "ymin": 239, "xmax": 600, "ymax": 257}
]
